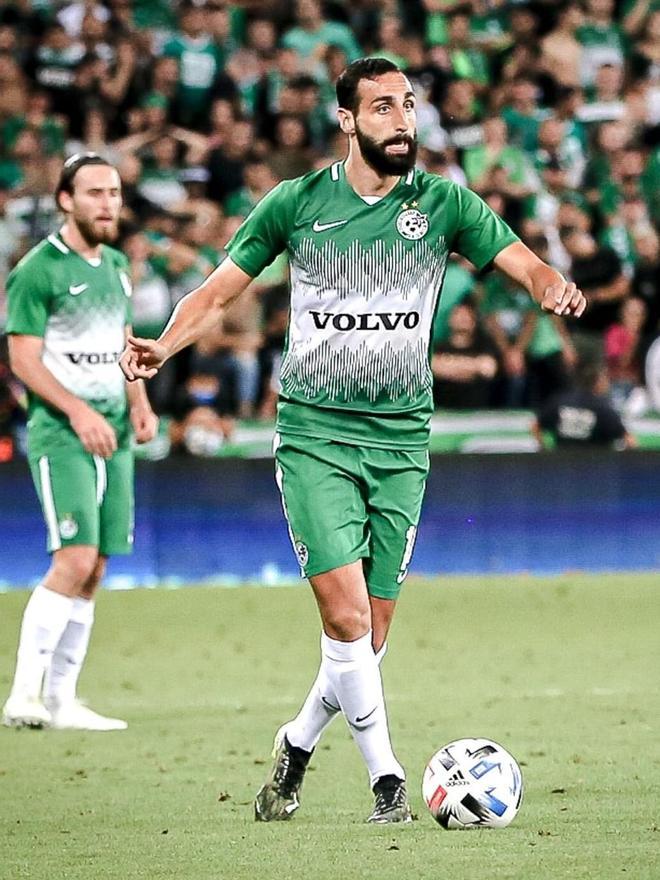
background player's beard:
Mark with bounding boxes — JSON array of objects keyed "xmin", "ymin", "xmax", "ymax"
[
  {"xmin": 74, "ymin": 214, "xmax": 119, "ymax": 246},
  {"xmin": 355, "ymin": 124, "xmax": 418, "ymax": 176}
]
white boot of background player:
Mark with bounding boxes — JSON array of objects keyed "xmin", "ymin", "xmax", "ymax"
[{"xmin": 43, "ymin": 596, "xmax": 127, "ymax": 731}]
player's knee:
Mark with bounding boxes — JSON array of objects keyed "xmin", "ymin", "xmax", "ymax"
[
  {"xmin": 80, "ymin": 556, "xmax": 107, "ymax": 599},
  {"xmin": 51, "ymin": 547, "xmax": 100, "ymax": 591},
  {"xmin": 324, "ymin": 605, "xmax": 371, "ymax": 641}
]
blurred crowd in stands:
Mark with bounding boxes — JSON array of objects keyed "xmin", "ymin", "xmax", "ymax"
[{"xmin": 0, "ymin": 0, "xmax": 659, "ymax": 457}]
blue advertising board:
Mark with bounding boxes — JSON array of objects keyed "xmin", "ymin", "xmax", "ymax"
[{"xmin": 2, "ymin": 452, "xmax": 660, "ymax": 589}]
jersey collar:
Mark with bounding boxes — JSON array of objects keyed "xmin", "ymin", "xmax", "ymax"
[
  {"xmin": 48, "ymin": 230, "xmax": 105, "ymax": 267},
  {"xmin": 47, "ymin": 233, "xmax": 70, "ymax": 254},
  {"xmin": 330, "ymin": 161, "xmax": 416, "ymax": 203}
]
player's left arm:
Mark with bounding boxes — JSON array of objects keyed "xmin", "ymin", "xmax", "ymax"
[
  {"xmin": 124, "ymin": 326, "xmax": 159, "ymax": 443},
  {"xmin": 493, "ymin": 241, "xmax": 587, "ymax": 318}
]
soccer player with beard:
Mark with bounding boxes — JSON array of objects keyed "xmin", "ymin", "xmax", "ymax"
[
  {"xmin": 120, "ymin": 59, "xmax": 586, "ymax": 821},
  {"xmin": 2, "ymin": 154, "xmax": 158, "ymax": 731}
]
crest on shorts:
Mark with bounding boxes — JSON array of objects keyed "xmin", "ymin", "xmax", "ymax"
[
  {"xmin": 59, "ymin": 515, "xmax": 78, "ymax": 540},
  {"xmin": 397, "ymin": 202, "xmax": 429, "ymax": 241},
  {"xmin": 295, "ymin": 540, "xmax": 309, "ymax": 568}
]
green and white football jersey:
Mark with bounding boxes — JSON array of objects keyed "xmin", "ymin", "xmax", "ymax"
[
  {"xmin": 6, "ymin": 232, "xmax": 132, "ymax": 454},
  {"xmin": 227, "ymin": 162, "xmax": 518, "ymax": 449}
]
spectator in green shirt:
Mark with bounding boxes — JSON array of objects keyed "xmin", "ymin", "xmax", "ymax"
[
  {"xmin": 162, "ymin": 1, "xmax": 226, "ymax": 130},
  {"xmin": 281, "ymin": 0, "xmax": 362, "ymax": 75},
  {"xmin": 2, "ymin": 89, "xmax": 66, "ymax": 157},
  {"xmin": 372, "ymin": 15, "xmax": 408, "ymax": 70},
  {"xmin": 577, "ymin": 0, "xmax": 626, "ymax": 86},
  {"xmin": 463, "ymin": 116, "xmax": 537, "ymax": 199},
  {"xmin": 534, "ymin": 115, "xmax": 586, "ymax": 189},
  {"xmin": 423, "ymin": 0, "xmax": 469, "ymax": 47},
  {"xmin": 224, "ymin": 157, "xmax": 279, "ymax": 220},
  {"xmin": 576, "ymin": 62, "xmax": 626, "ymax": 124},
  {"xmin": 445, "ymin": 10, "xmax": 490, "ymax": 90},
  {"xmin": 501, "ymin": 75, "xmax": 550, "ymax": 154}
]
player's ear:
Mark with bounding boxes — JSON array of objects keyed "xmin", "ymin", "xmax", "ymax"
[
  {"xmin": 57, "ymin": 190, "xmax": 73, "ymax": 214},
  {"xmin": 337, "ymin": 108, "xmax": 355, "ymax": 135}
]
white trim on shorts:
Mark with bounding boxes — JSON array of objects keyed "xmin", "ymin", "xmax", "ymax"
[
  {"xmin": 273, "ymin": 432, "xmax": 305, "ymax": 575},
  {"xmin": 38, "ymin": 455, "xmax": 61, "ymax": 551},
  {"xmin": 93, "ymin": 454, "xmax": 107, "ymax": 505}
]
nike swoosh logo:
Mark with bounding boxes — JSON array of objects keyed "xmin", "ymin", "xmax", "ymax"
[
  {"xmin": 321, "ymin": 696, "xmax": 340, "ymax": 712},
  {"xmin": 312, "ymin": 219, "xmax": 348, "ymax": 233},
  {"xmin": 69, "ymin": 283, "xmax": 89, "ymax": 295},
  {"xmin": 354, "ymin": 706, "xmax": 378, "ymax": 725}
]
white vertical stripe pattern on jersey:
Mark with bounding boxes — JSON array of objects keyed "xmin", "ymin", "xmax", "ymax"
[
  {"xmin": 405, "ymin": 169, "xmax": 415, "ymax": 185},
  {"xmin": 93, "ymin": 454, "xmax": 107, "ymax": 506},
  {"xmin": 38, "ymin": 456, "xmax": 62, "ymax": 551},
  {"xmin": 293, "ymin": 238, "xmax": 446, "ymax": 303},
  {"xmin": 330, "ymin": 162, "xmax": 340, "ymax": 181},
  {"xmin": 281, "ymin": 239, "xmax": 448, "ymax": 402}
]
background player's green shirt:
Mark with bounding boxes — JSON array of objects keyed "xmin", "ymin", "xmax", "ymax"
[
  {"xmin": 227, "ymin": 162, "xmax": 518, "ymax": 449},
  {"xmin": 6, "ymin": 233, "xmax": 132, "ymax": 454}
]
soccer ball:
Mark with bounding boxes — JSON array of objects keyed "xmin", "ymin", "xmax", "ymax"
[{"xmin": 422, "ymin": 737, "xmax": 523, "ymax": 829}]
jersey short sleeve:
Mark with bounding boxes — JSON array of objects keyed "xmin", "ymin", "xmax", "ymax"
[
  {"xmin": 117, "ymin": 250, "xmax": 134, "ymax": 326},
  {"xmin": 226, "ymin": 180, "xmax": 297, "ymax": 278},
  {"xmin": 452, "ymin": 185, "xmax": 519, "ymax": 271},
  {"xmin": 5, "ymin": 258, "xmax": 51, "ymax": 337}
]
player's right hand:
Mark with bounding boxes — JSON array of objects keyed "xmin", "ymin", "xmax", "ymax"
[
  {"xmin": 69, "ymin": 403, "xmax": 117, "ymax": 459},
  {"xmin": 120, "ymin": 336, "xmax": 168, "ymax": 381}
]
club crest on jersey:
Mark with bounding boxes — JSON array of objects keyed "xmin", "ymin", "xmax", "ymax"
[{"xmin": 396, "ymin": 204, "xmax": 429, "ymax": 241}]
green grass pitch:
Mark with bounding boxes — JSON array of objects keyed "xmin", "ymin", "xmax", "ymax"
[{"xmin": 1, "ymin": 574, "xmax": 658, "ymax": 880}]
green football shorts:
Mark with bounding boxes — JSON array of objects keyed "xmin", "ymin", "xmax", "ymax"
[
  {"xmin": 29, "ymin": 443, "xmax": 134, "ymax": 556},
  {"xmin": 274, "ymin": 432, "xmax": 429, "ymax": 600}
]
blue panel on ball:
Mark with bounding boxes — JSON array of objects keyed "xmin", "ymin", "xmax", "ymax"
[{"xmin": 482, "ymin": 788, "xmax": 508, "ymax": 817}]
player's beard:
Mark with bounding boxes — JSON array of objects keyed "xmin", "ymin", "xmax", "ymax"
[
  {"xmin": 74, "ymin": 213, "xmax": 120, "ymax": 246},
  {"xmin": 355, "ymin": 124, "xmax": 418, "ymax": 176}
]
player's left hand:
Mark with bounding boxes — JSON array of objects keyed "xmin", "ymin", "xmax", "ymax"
[
  {"xmin": 541, "ymin": 281, "xmax": 587, "ymax": 318},
  {"xmin": 130, "ymin": 405, "xmax": 159, "ymax": 444}
]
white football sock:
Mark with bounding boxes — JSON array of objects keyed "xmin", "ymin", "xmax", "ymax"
[
  {"xmin": 9, "ymin": 584, "xmax": 74, "ymax": 701},
  {"xmin": 285, "ymin": 640, "xmax": 388, "ymax": 753},
  {"xmin": 44, "ymin": 597, "xmax": 95, "ymax": 708},
  {"xmin": 321, "ymin": 631, "xmax": 404, "ymax": 787},
  {"xmin": 284, "ymin": 651, "xmax": 340, "ymax": 753}
]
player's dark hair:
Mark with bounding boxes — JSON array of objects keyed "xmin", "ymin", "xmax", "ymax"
[
  {"xmin": 55, "ymin": 152, "xmax": 115, "ymax": 209},
  {"xmin": 336, "ymin": 57, "xmax": 401, "ymax": 113}
]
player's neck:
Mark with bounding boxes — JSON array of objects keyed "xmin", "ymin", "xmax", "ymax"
[
  {"xmin": 343, "ymin": 152, "xmax": 402, "ymax": 199},
  {"xmin": 59, "ymin": 222, "xmax": 103, "ymax": 262}
]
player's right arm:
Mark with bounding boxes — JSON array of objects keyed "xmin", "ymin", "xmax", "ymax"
[
  {"xmin": 121, "ymin": 179, "xmax": 296, "ymax": 381},
  {"xmin": 8, "ymin": 335, "xmax": 117, "ymax": 458},
  {"xmin": 120, "ymin": 257, "xmax": 254, "ymax": 380}
]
